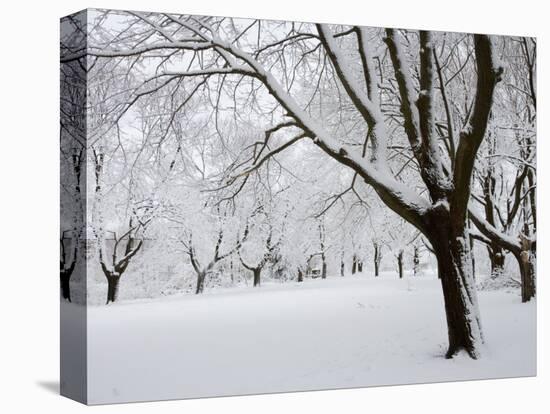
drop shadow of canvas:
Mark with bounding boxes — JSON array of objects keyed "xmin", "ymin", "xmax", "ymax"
[{"xmin": 36, "ymin": 380, "xmax": 59, "ymax": 395}]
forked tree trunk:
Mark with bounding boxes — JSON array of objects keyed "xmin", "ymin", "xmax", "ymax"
[
  {"xmin": 253, "ymin": 268, "xmax": 261, "ymax": 287},
  {"xmin": 60, "ymin": 270, "xmax": 72, "ymax": 302},
  {"xmin": 397, "ymin": 251, "xmax": 404, "ymax": 279},
  {"xmin": 105, "ymin": 273, "xmax": 121, "ymax": 304}
]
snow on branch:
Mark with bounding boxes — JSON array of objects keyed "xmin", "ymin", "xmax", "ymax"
[
  {"xmin": 469, "ymin": 208, "xmax": 520, "ymax": 252},
  {"xmin": 453, "ymin": 35, "xmax": 503, "ymax": 225},
  {"xmin": 61, "ymin": 41, "xmax": 215, "ymax": 63},
  {"xmin": 317, "ymin": 25, "xmax": 381, "ymax": 124}
]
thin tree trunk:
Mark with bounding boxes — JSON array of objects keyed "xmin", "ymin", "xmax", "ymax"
[
  {"xmin": 320, "ymin": 253, "xmax": 327, "ymax": 279},
  {"xmin": 469, "ymin": 232, "xmax": 476, "ymax": 281},
  {"xmin": 297, "ymin": 268, "xmax": 303, "ymax": 282},
  {"xmin": 413, "ymin": 246, "xmax": 420, "ymax": 277},
  {"xmin": 357, "ymin": 260, "xmax": 363, "ymax": 273},
  {"xmin": 397, "ymin": 250, "xmax": 404, "ymax": 279},
  {"xmin": 340, "ymin": 252, "xmax": 345, "ymax": 277},
  {"xmin": 319, "ymin": 223, "xmax": 327, "ymax": 279},
  {"xmin": 527, "ymin": 164, "xmax": 536, "ymax": 232},
  {"xmin": 374, "ymin": 244, "xmax": 381, "ymax": 277},
  {"xmin": 352, "ymin": 255, "xmax": 357, "ymax": 274}
]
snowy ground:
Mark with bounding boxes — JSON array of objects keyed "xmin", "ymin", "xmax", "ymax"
[{"xmin": 85, "ymin": 273, "xmax": 536, "ymax": 404}]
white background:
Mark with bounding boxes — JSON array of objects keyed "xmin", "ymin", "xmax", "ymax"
[{"xmin": 0, "ymin": 0, "xmax": 547, "ymax": 412}]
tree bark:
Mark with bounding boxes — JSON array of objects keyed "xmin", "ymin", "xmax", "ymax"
[
  {"xmin": 527, "ymin": 168, "xmax": 536, "ymax": 232},
  {"xmin": 352, "ymin": 255, "xmax": 357, "ymax": 274},
  {"xmin": 106, "ymin": 273, "xmax": 121, "ymax": 304},
  {"xmin": 357, "ymin": 260, "xmax": 363, "ymax": 273},
  {"xmin": 321, "ymin": 262, "xmax": 327, "ymax": 279},
  {"xmin": 427, "ymin": 214, "xmax": 483, "ymax": 359},
  {"xmin": 229, "ymin": 258, "xmax": 235, "ymax": 284},
  {"xmin": 297, "ymin": 268, "xmax": 304, "ymax": 282},
  {"xmin": 413, "ymin": 246, "xmax": 420, "ymax": 277},
  {"xmin": 397, "ymin": 251, "xmax": 404, "ymax": 279},
  {"xmin": 518, "ymin": 251, "xmax": 536, "ymax": 302},
  {"xmin": 373, "ymin": 243, "xmax": 381, "ymax": 277},
  {"xmin": 195, "ymin": 271, "xmax": 206, "ymax": 294},
  {"xmin": 340, "ymin": 252, "xmax": 345, "ymax": 277},
  {"xmin": 469, "ymin": 232, "xmax": 476, "ymax": 281},
  {"xmin": 515, "ymin": 235, "xmax": 536, "ymax": 302},
  {"xmin": 253, "ymin": 268, "xmax": 261, "ymax": 287},
  {"xmin": 60, "ymin": 270, "xmax": 72, "ymax": 302}
]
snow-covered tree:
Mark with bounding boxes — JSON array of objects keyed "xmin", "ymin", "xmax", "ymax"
[{"xmin": 59, "ymin": 11, "xmax": 536, "ymax": 360}]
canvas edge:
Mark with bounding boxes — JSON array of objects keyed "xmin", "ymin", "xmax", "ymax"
[{"xmin": 59, "ymin": 8, "xmax": 89, "ymax": 405}]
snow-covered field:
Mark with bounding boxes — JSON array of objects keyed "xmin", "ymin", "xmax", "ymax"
[{"xmin": 85, "ymin": 274, "xmax": 536, "ymax": 404}]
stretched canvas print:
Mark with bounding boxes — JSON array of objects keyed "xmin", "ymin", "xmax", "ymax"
[{"xmin": 60, "ymin": 8, "xmax": 537, "ymax": 405}]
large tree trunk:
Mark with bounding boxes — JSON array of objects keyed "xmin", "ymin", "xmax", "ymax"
[
  {"xmin": 297, "ymin": 268, "xmax": 304, "ymax": 282},
  {"xmin": 60, "ymin": 270, "xmax": 72, "ymax": 302},
  {"xmin": 253, "ymin": 268, "xmax": 261, "ymax": 287},
  {"xmin": 351, "ymin": 255, "xmax": 357, "ymax": 274},
  {"xmin": 105, "ymin": 273, "xmax": 121, "ymax": 304},
  {"xmin": 397, "ymin": 251, "xmax": 404, "ymax": 279},
  {"xmin": 357, "ymin": 260, "xmax": 363, "ymax": 273},
  {"xmin": 428, "ymin": 224, "xmax": 483, "ymax": 359}
]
